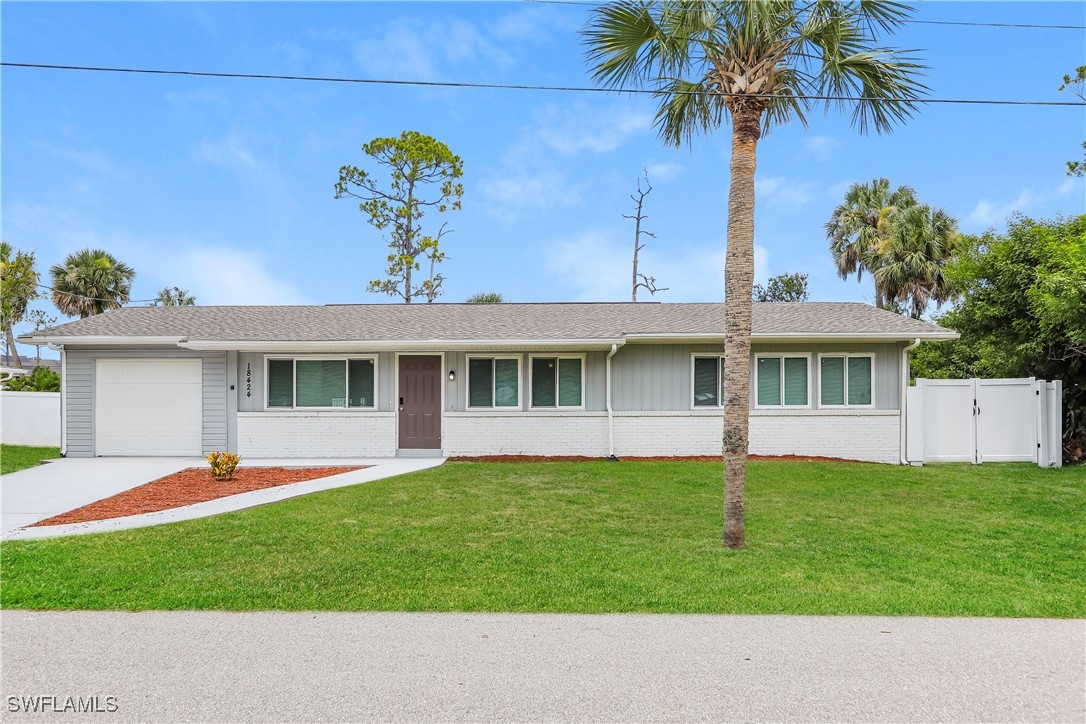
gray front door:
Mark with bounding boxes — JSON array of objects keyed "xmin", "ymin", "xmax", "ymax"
[{"xmin": 398, "ymin": 355, "xmax": 441, "ymax": 449}]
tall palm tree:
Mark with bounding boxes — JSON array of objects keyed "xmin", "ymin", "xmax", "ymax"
[
  {"xmin": 50, "ymin": 249, "xmax": 135, "ymax": 318},
  {"xmin": 584, "ymin": 1, "xmax": 925, "ymax": 548},
  {"xmin": 875, "ymin": 204, "xmax": 958, "ymax": 318},
  {"xmin": 826, "ymin": 178, "xmax": 917, "ymax": 308}
]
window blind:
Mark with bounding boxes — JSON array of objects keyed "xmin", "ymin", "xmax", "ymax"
[{"xmin": 847, "ymin": 356, "xmax": 872, "ymax": 405}]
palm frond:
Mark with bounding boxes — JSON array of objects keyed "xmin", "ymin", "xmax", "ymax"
[
  {"xmin": 583, "ymin": 0, "xmax": 927, "ymax": 143},
  {"xmin": 655, "ymin": 76, "xmax": 727, "ymax": 147}
]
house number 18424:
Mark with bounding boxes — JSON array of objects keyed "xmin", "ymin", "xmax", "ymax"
[{"xmin": 246, "ymin": 363, "xmax": 252, "ymax": 398}]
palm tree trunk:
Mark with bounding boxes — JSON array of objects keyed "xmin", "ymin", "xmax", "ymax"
[
  {"xmin": 6, "ymin": 325, "xmax": 22, "ymax": 369},
  {"xmin": 723, "ymin": 106, "xmax": 762, "ymax": 549},
  {"xmin": 874, "ymin": 286, "xmax": 885, "ymax": 310}
]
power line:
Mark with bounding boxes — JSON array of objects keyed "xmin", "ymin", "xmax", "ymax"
[
  {"xmin": 3, "ymin": 62, "xmax": 1084, "ymax": 107},
  {"xmin": 521, "ymin": 0, "xmax": 1086, "ymax": 28}
]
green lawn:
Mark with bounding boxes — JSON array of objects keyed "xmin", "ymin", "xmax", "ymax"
[
  {"xmin": 2, "ymin": 461, "xmax": 1082, "ymax": 616},
  {"xmin": 1, "ymin": 444, "xmax": 60, "ymax": 475}
]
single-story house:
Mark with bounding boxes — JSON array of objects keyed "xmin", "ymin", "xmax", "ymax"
[
  {"xmin": 19, "ymin": 302, "xmax": 957, "ymax": 463},
  {"xmin": 0, "ymin": 355, "xmax": 61, "ymax": 375}
]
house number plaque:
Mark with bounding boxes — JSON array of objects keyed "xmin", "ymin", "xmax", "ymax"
[{"xmin": 246, "ymin": 363, "xmax": 252, "ymax": 398}]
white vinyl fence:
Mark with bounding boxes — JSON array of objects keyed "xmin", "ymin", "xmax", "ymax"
[
  {"xmin": 906, "ymin": 378, "xmax": 1062, "ymax": 468},
  {"xmin": 0, "ymin": 391, "xmax": 61, "ymax": 447}
]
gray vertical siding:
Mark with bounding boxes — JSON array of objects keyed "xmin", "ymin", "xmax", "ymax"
[
  {"xmin": 611, "ymin": 344, "xmax": 724, "ymax": 411},
  {"xmin": 610, "ymin": 342, "xmax": 901, "ymax": 411},
  {"xmin": 63, "ymin": 347, "xmax": 227, "ymax": 457},
  {"xmin": 226, "ymin": 351, "xmax": 239, "ymax": 452},
  {"xmin": 64, "ymin": 350, "xmax": 94, "ymax": 457},
  {"xmin": 202, "ymin": 353, "xmax": 228, "ymax": 452},
  {"xmin": 236, "ymin": 342, "xmax": 901, "ymax": 417}
]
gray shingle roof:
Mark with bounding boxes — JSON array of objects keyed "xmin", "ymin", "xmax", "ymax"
[{"xmin": 22, "ymin": 302, "xmax": 956, "ymax": 343}]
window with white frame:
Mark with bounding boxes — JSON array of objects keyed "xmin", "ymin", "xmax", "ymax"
[
  {"xmin": 266, "ymin": 357, "xmax": 377, "ymax": 409},
  {"xmin": 692, "ymin": 355, "xmax": 725, "ymax": 407},
  {"xmin": 530, "ymin": 355, "xmax": 583, "ymax": 408},
  {"xmin": 819, "ymin": 354, "xmax": 874, "ymax": 407},
  {"xmin": 467, "ymin": 356, "xmax": 520, "ymax": 409},
  {"xmin": 755, "ymin": 355, "xmax": 809, "ymax": 407}
]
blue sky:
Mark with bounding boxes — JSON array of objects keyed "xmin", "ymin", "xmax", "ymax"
[{"xmin": 3, "ymin": 1, "xmax": 1084, "ymax": 355}]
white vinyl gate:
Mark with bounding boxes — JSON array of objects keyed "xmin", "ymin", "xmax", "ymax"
[{"xmin": 906, "ymin": 378, "xmax": 1063, "ymax": 467}]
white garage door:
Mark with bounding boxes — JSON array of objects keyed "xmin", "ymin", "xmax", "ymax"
[{"xmin": 95, "ymin": 359, "xmax": 203, "ymax": 456}]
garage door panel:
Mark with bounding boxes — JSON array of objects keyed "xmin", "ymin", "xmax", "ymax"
[{"xmin": 95, "ymin": 359, "xmax": 203, "ymax": 456}]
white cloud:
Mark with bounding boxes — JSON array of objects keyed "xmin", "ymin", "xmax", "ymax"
[
  {"xmin": 543, "ymin": 230, "xmax": 770, "ymax": 302},
  {"xmin": 755, "ymin": 176, "xmax": 817, "ymax": 206},
  {"xmin": 195, "ymin": 130, "xmax": 258, "ymax": 169},
  {"xmin": 825, "ymin": 180, "xmax": 854, "ymax": 199},
  {"xmin": 965, "ymin": 189, "xmax": 1038, "ymax": 230},
  {"xmin": 489, "ymin": 6, "xmax": 578, "ymax": 43},
  {"xmin": 800, "ymin": 135, "xmax": 839, "ymax": 161},
  {"xmin": 354, "ymin": 20, "xmax": 512, "ymax": 81},
  {"xmin": 3, "ymin": 196, "xmax": 309, "ymax": 308},
  {"xmin": 1058, "ymin": 176, "xmax": 1084, "ymax": 197},
  {"xmin": 644, "ymin": 162, "xmax": 686, "ymax": 183},
  {"xmin": 164, "ymin": 88, "xmax": 231, "ymax": 107},
  {"xmin": 478, "ymin": 167, "xmax": 587, "ymax": 213},
  {"xmin": 479, "ymin": 102, "xmax": 655, "ymax": 218},
  {"xmin": 25, "ymin": 141, "xmax": 125, "ymax": 179},
  {"xmin": 168, "ymin": 247, "xmax": 310, "ymax": 305},
  {"xmin": 272, "ymin": 40, "xmax": 308, "ymax": 66},
  {"xmin": 535, "ymin": 103, "xmax": 653, "ymax": 156}
]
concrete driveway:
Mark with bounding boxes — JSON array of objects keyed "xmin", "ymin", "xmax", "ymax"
[
  {"xmin": 1, "ymin": 611, "xmax": 1082, "ymax": 722},
  {"xmin": 0, "ymin": 457, "xmax": 200, "ymax": 535},
  {"xmin": 1, "ymin": 457, "xmax": 445, "ymax": 537}
]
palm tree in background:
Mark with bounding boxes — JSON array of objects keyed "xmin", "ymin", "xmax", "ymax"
[
  {"xmin": 826, "ymin": 178, "xmax": 917, "ymax": 308},
  {"xmin": 50, "ymin": 249, "xmax": 135, "ymax": 318},
  {"xmin": 583, "ymin": 1, "xmax": 926, "ymax": 548},
  {"xmin": 153, "ymin": 287, "xmax": 197, "ymax": 307},
  {"xmin": 875, "ymin": 204, "xmax": 959, "ymax": 318},
  {"xmin": 465, "ymin": 292, "xmax": 506, "ymax": 303}
]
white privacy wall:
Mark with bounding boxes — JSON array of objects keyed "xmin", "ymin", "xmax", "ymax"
[{"xmin": 0, "ymin": 391, "xmax": 61, "ymax": 447}]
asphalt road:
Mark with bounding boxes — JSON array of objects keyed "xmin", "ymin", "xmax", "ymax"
[{"xmin": 1, "ymin": 611, "xmax": 1082, "ymax": 723}]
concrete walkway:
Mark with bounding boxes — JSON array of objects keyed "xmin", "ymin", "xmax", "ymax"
[
  {"xmin": 1, "ymin": 457, "xmax": 444, "ymax": 539},
  {"xmin": 1, "ymin": 611, "xmax": 1081, "ymax": 722}
]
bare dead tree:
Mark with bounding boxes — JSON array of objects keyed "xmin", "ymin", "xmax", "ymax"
[{"xmin": 624, "ymin": 170, "xmax": 667, "ymax": 301}]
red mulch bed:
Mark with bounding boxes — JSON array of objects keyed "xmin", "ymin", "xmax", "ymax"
[
  {"xmin": 448, "ymin": 454, "xmax": 865, "ymax": 463},
  {"xmin": 33, "ymin": 466, "xmax": 364, "ymax": 527}
]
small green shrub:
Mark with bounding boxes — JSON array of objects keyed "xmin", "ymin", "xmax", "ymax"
[
  {"xmin": 5, "ymin": 366, "xmax": 60, "ymax": 392},
  {"xmin": 207, "ymin": 451, "xmax": 240, "ymax": 481}
]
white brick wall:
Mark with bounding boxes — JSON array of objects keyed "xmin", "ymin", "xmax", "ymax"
[
  {"xmin": 237, "ymin": 412, "xmax": 396, "ymax": 458},
  {"xmin": 614, "ymin": 412, "xmax": 724, "ymax": 457},
  {"xmin": 235, "ymin": 409, "xmax": 901, "ymax": 462},
  {"xmin": 749, "ymin": 410, "xmax": 901, "ymax": 463},
  {"xmin": 445, "ymin": 409, "xmax": 899, "ymax": 462},
  {"xmin": 444, "ymin": 412, "xmax": 609, "ymax": 456}
]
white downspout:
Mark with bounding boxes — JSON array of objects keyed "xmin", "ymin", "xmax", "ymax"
[
  {"xmin": 900, "ymin": 338, "xmax": 922, "ymax": 465},
  {"xmin": 606, "ymin": 342, "xmax": 623, "ymax": 460},
  {"xmin": 48, "ymin": 343, "xmax": 66, "ymax": 457}
]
